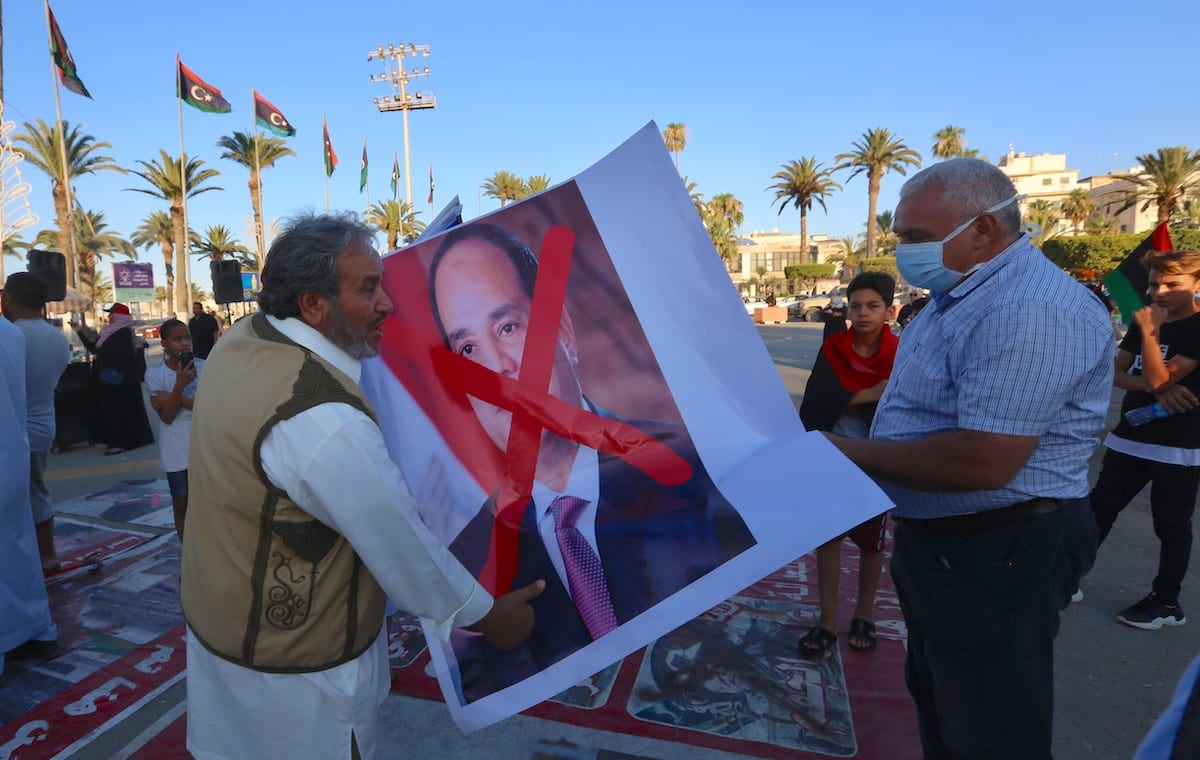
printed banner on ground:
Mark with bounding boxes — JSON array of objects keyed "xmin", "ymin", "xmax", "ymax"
[{"xmin": 360, "ymin": 122, "xmax": 891, "ymax": 731}]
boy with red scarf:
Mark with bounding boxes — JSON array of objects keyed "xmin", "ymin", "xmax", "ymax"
[{"xmin": 798, "ymin": 272, "xmax": 897, "ymax": 655}]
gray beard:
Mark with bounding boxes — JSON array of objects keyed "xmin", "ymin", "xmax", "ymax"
[{"xmin": 323, "ymin": 303, "xmax": 377, "ymax": 360}]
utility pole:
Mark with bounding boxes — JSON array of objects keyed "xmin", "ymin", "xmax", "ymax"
[{"xmin": 367, "ymin": 43, "xmax": 435, "ymax": 210}]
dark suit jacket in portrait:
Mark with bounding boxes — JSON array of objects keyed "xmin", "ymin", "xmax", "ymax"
[{"xmin": 448, "ymin": 418, "xmax": 756, "ymax": 702}]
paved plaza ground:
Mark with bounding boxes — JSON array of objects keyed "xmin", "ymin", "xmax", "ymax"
[{"xmin": 1, "ymin": 322, "xmax": 1195, "ymax": 759}]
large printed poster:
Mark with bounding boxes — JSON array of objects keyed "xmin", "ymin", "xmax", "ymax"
[{"xmin": 360, "ymin": 122, "xmax": 891, "ymax": 731}]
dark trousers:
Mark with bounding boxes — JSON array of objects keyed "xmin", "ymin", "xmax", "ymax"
[
  {"xmin": 891, "ymin": 498, "xmax": 1097, "ymax": 759},
  {"xmin": 1090, "ymin": 448, "xmax": 1200, "ymax": 603}
]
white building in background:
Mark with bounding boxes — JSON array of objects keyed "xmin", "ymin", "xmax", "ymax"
[
  {"xmin": 729, "ymin": 230, "xmax": 845, "ymax": 295},
  {"xmin": 1084, "ymin": 171, "xmax": 1158, "ymax": 235},
  {"xmin": 997, "ymin": 150, "xmax": 1082, "ymax": 237}
]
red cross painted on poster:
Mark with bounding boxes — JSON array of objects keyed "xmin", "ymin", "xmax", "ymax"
[{"xmin": 381, "ymin": 226, "xmax": 693, "ymax": 594}]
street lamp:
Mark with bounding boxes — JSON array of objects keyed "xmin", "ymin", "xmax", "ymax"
[{"xmin": 367, "ymin": 43, "xmax": 436, "ymax": 210}]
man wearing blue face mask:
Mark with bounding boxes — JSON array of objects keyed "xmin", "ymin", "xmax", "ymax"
[{"xmin": 825, "ymin": 158, "xmax": 1115, "ymax": 759}]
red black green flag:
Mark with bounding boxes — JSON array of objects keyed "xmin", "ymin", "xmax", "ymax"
[
  {"xmin": 427, "ymin": 164, "xmax": 435, "ymax": 205},
  {"xmin": 390, "ymin": 154, "xmax": 400, "ymax": 199},
  {"xmin": 177, "ymin": 58, "xmax": 231, "ymax": 113},
  {"xmin": 47, "ymin": 5, "xmax": 91, "ymax": 98},
  {"xmin": 323, "ymin": 117, "xmax": 338, "ymax": 177},
  {"xmin": 359, "ymin": 139, "xmax": 368, "ymax": 193},
  {"xmin": 254, "ymin": 90, "xmax": 295, "ymax": 137},
  {"xmin": 1103, "ymin": 221, "xmax": 1173, "ymax": 323}
]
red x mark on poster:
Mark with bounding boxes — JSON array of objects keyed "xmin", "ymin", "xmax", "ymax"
[{"xmin": 380, "ymin": 226, "xmax": 692, "ymax": 594}]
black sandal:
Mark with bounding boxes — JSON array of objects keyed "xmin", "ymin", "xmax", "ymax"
[
  {"xmin": 798, "ymin": 625, "xmax": 837, "ymax": 657},
  {"xmin": 848, "ymin": 618, "xmax": 877, "ymax": 651}
]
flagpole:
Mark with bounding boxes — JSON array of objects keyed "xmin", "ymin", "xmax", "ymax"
[
  {"xmin": 176, "ymin": 54, "xmax": 192, "ymax": 317},
  {"xmin": 252, "ymin": 89, "xmax": 265, "ymax": 272},
  {"xmin": 323, "ymin": 115, "xmax": 330, "ymax": 213},
  {"xmin": 43, "ymin": 0, "xmax": 80, "ymax": 299}
]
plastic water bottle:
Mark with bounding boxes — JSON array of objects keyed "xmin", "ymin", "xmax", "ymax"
[{"xmin": 1124, "ymin": 403, "xmax": 1174, "ymax": 426}]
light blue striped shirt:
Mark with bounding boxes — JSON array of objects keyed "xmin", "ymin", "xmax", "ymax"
[{"xmin": 871, "ymin": 235, "xmax": 1115, "ymax": 518}]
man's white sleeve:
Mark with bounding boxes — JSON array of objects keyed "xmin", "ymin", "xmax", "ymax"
[{"xmin": 259, "ymin": 402, "xmax": 493, "ymax": 640}]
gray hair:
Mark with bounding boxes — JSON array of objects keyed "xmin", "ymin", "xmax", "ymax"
[
  {"xmin": 899, "ymin": 158, "xmax": 1021, "ymax": 235},
  {"xmin": 257, "ymin": 211, "xmax": 376, "ymax": 319}
]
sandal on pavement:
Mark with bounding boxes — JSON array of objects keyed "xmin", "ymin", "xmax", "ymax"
[
  {"xmin": 103, "ymin": 448, "xmax": 126, "ymax": 456},
  {"xmin": 848, "ymin": 618, "xmax": 877, "ymax": 651},
  {"xmin": 798, "ymin": 626, "xmax": 837, "ymax": 657}
]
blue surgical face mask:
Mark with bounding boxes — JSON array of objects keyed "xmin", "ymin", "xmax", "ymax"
[{"xmin": 896, "ymin": 194, "xmax": 1024, "ymax": 294}]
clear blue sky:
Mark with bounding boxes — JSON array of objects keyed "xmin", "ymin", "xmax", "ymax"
[{"xmin": 4, "ymin": 0, "xmax": 1199, "ymax": 294}]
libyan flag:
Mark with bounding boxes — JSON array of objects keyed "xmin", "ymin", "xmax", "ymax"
[
  {"xmin": 1103, "ymin": 221, "xmax": 1173, "ymax": 323},
  {"xmin": 323, "ymin": 116, "xmax": 338, "ymax": 177},
  {"xmin": 254, "ymin": 90, "xmax": 295, "ymax": 137},
  {"xmin": 48, "ymin": 5, "xmax": 90, "ymax": 98},
  {"xmin": 178, "ymin": 58, "xmax": 231, "ymax": 113}
]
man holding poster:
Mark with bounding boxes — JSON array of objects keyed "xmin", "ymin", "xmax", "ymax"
[
  {"xmin": 181, "ymin": 213, "xmax": 541, "ymax": 759},
  {"xmin": 427, "ymin": 222, "xmax": 756, "ymax": 701}
]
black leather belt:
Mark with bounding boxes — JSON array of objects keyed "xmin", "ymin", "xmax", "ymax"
[{"xmin": 894, "ymin": 498, "xmax": 1061, "ymax": 537}]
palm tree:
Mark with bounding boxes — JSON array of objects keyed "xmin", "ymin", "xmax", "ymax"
[
  {"xmin": 366, "ymin": 199, "xmax": 426, "ymax": 250},
  {"xmin": 836, "ymin": 129, "xmax": 923, "ymax": 256},
  {"xmin": 1114, "ymin": 146, "xmax": 1200, "ymax": 225},
  {"xmin": 194, "ymin": 224, "xmax": 254, "ymax": 269},
  {"xmin": 1025, "ymin": 200, "xmax": 1061, "ymax": 248},
  {"xmin": 92, "ymin": 271, "xmax": 113, "ymax": 306},
  {"xmin": 128, "ymin": 149, "xmax": 221, "ymax": 314},
  {"xmin": 481, "ymin": 170, "xmax": 525, "ymax": 207},
  {"xmin": 521, "ymin": 174, "xmax": 551, "ymax": 199},
  {"xmin": 865, "ymin": 210, "xmax": 899, "ymax": 256},
  {"xmin": 132, "ymin": 211, "xmax": 176, "ymax": 308},
  {"xmin": 1084, "ymin": 215, "xmax": 1118, "ymax": 235},
  {"xmin": 767, "ymin": 157, "xmax": 842, "ymax": 262},
  {"xmin": 701, "ymin": 193, "xmax": 743, "ymax": 267},
  {"xmin": 930, "ymin": 125, "xmax": 981, "ymax": 160},
  {"xmin": 216, "ymin": 131, "xmax": 295, "ymax": 272},
  {"xmin": 662, "ymin": 123, "xmax": 689, "ymax": 173},
  {"xmin": 34, "ymin": 209, "xmax": 135, "ymax": 298},
  {"xmin": 1060, "ymin": 188, "xmax": 1097, "ymax": 235},
  {"xmin": 833, "ymin": 235, "xmax": 864, "ymax": 278},
  {"xmin": 2, "ymin": 231, "xmax": 29, "ymax": 264},
  {"xmin": 189, "ymin": 282, "xmax": 208, "ymax": 302},
  {"xmin": 13, "ymin": 118, "xmax": 123, "ymax": 292},
  {"xmin": 681, "ymin": 175, "xmax": 704, "ymax": 217}
]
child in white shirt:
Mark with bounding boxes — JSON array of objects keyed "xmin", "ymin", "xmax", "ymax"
[{"xmin": 145, "ymin": 319, "xmax": 202, "ymax": 539}]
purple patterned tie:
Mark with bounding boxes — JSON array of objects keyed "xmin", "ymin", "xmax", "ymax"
[{"xmin": 550, "ymin": 495, "xmax": 618, "ymax": 640}]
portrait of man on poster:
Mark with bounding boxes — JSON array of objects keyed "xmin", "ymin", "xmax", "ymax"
[{"xmin": 426, "ymin": 221, "xmax": 756, "ymax": 701}]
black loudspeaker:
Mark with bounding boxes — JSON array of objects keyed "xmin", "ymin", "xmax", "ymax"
[
  {"xmin": 211, "ymin": 260, "xmax": 244, "ymax": 304},
  {"xmin": 26, "ymin": 250, "xmax": 67, "ymax": 302}
]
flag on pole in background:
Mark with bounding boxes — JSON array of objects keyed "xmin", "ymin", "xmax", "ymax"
[
  {"xmin": 47, "ymin": 4, "xmax": 91, "ymax": 98},
  {"xmin": 178, "ymin": 58, "xmax": 231, "ymax": 113},
  {"xmin": 1103, "ymin": 221, "xmax": 1173, "ymax": 324},
  {"xmin": 428, "ymin": 164, "xmax": 435, "ymax": 204},
  {"xmin": 323, "ymin": 116, "xmax": 338, "ymax": 177},
  {"xmin": 254, "ymin": 90, "xmax": 295, "ymax": 137},
  {"xmin": 360, "ymin": 139, "xmax": 369, "ymax": 193},
  {"xmin": 391, "ymin": 154, "xmax": 400, "ymax": 200}
]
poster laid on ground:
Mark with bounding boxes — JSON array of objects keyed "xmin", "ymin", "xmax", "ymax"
[
  {"xmin": 360, "ymin": 122, "xmax": 891, "ymax": 731},
  {"xmin": 112, "ymin": 263, "xmax": 154, "ymax": 303}
]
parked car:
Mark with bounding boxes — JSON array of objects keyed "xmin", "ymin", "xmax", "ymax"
[
  {"xmin": 790, "ymin": 287, "xmax": 848, "ymax": 322},
  {"xmin": 133, "ymin": 321, "xmax": 162, "ymax": 340},
  {"xmin": 743, "ymin": 298, "xmax": 768, "ymax": 315}
]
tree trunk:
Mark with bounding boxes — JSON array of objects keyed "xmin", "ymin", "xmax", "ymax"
[
  {"xmin": 161, "ymin": 241, "xmax": 175, "ymax": 310},
  {"xmin": 1158, "ymin": 202, "xmax": 1171, "ymax": 226},
  {"xmin": 800, "ymin": 209, "xmax": 809, "ymax": 264},
  {"xmin": 53, "ymin": 183, "xmax": 78, "ymax": 299},
  {"xmin": 171, "ymin": 203, "xmax": 188, "ymax": 315},
  {"xmin": 249, "ymin": 173, "xmax": 265, "ymax": 273},
  {"xmin": 867, "ymin": 170, "xmax": 882, "ymax": 257}
]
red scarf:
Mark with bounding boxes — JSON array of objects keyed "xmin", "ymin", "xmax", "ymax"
[{"xmin": 819, "ymin": 327, "xmax": 898, "ymax": 394}]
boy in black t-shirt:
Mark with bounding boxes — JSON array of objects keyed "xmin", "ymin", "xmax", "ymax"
[{"xmin": 1090, "ymin": 250, "xmax": 1200, "ymax": 629}]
